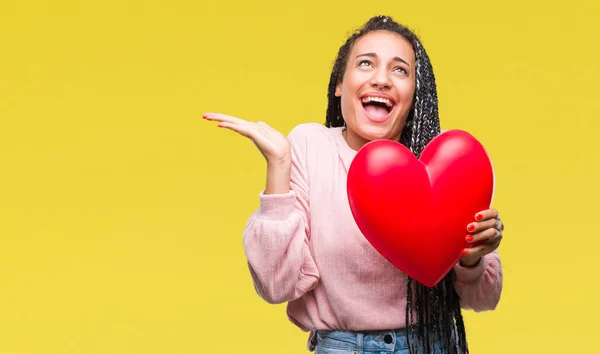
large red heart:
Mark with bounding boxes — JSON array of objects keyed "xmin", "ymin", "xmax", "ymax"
[{"xmin": 347, "ymin": 130, "xmax": 494, "ymax": 287}]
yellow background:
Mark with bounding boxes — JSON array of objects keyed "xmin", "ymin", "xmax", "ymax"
[{"xmin": 1, "ymin": 0, "xmax": 598, "ymax": 353}]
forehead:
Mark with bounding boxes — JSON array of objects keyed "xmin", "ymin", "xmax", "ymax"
[{"xmin": 350, "ymin": 30, "xmax": 415, "ymax": 63}]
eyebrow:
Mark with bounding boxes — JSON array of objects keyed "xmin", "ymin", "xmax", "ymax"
[{"xmin": 355, "ymin": 52, "xmax": 411, "ymax": 67}]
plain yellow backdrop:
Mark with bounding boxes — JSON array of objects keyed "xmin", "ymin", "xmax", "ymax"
[{"xmin": 1, "ymin": 0, "xmax": 598, "ymax": 353}]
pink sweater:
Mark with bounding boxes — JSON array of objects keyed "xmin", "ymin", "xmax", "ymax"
[{"xmin": 243, "ymin": 123, "xmax": 503, "ymax": 334}]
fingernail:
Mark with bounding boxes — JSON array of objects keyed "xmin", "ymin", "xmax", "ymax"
[
  {"xmin": 465, "ymin": 236, "xmax": 474, "ymax": 242},
  {"xmin": 467, "ymin": 224, "xmax": 475, "ymax": 232},
  {"xmin": 461, "ymin": 249, "xmax": 469, "ymax": 255},
  {"xmin": 475, "ymin": 214, "xmax": 483, "ymax": 221}
]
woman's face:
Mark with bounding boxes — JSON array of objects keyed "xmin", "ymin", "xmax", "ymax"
[{"xmin": 336, "ymin": 30, "xmax": 416, "ymax": 150}]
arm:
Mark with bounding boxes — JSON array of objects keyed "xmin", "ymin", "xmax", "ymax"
[
  {"xmin": 243, "ymin": 126, "xmax": 320, "ymax": 304},
  {"xmin": 453, "ymin": 208, "xmax": 504, "ymax": 311},
  {"xmin": 203, "ymin": 114, "xmax": 319, "ymax": 304},
  {"xmin": 453, "ymin": 249, "xmax": 503, "ymax": 311}
]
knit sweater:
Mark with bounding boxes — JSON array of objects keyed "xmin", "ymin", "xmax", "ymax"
[{"xmin": 242, "ymin": 122, "xmax": 503, "ymax": 334}]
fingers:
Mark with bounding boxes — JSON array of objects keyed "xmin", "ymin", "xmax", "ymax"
[
  {"xmin": 203, "ymin": 114, "xmax": 273, "ymax": 135},
  {"xmin": 462, "ymin": 208, "xmax": 504, "ymax": 259},
  {"xmin": 203, "ymin": 113, "xmax": 273, "ymax": 130},
  {"xmin": 466, "ymin": 227, "xmax": 502, "ymax": 244},
  {"xmin": 474, "ymin": 208, "xmax": 499, "ymax": 222},
  {"xmin": 467, "ymin": 217, "xmax": 502, "ymax": 234},
  {"xmin": 202, "ymin": 112, "xmax": 249, "ymax": 125},
  {"xmin": 497, "ymin": 218, "xmax": 504, "ymax": 231},
  {"xmin": 203, "ymin": 112, "xmax": 290, "ymax": 165},
  {"xmin": 203, "ymin": 112, "xmax": 262, "ymax": 138},
  {"xmin": 208, "ymin": 118, "xmax": 279, "ymax": 155},
  {"xmin": 468, "ymin": 207, "xmax": 504, "ymax": 234},
  {"xmin": 462, "ymin": 234, "xmax": 501, "ymax": 257},
  {"xmin": 217, "ymin": 121, "xmax": 259, "ymax": 139},
  {"xmin": 461, "ymin": 244, "xmax": 485, "ymax": 256}
]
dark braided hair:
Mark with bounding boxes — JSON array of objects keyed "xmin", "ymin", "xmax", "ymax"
[{"xmin": 325, "ymin": 15, "xmax": 468, "ymax": 354}]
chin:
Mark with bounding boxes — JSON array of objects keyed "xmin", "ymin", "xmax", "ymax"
[{"xmin": 356, "ymin": 120, "xmax": 401, "ymax": 142}]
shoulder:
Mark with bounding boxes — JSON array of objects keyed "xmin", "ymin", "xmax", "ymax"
[
  {"xmin": 288, "ymin": 122, "xmax": 331, "ymax": 140},
  {"xmin": 288, "ymin": 122, "xmax": 338, "ymax": 147},
  {"xmin": 287, "ymin": 122, "xmax": 341, "ymax": 160}
]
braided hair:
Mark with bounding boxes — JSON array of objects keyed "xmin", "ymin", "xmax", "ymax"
[{"xmin": 325, "ymin": 16, "xmax": 468, "ymax": 354}]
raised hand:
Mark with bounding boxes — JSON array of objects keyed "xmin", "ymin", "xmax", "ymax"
[
  {"xmin": 203, "ymin": 112, "xmax": 291, "ymax": 165},
  {"xmin": 203, "ymin": 112, "xmax": 292, "ymax": 195}
]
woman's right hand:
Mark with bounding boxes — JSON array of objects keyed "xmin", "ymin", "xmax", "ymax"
[
  {"xmin": 203, "ymin": 112, "xmax": 292, "ymax": 195},
  {"xmin": 202, "ymin": 112, "xmax": 291, "ymax": 165}
]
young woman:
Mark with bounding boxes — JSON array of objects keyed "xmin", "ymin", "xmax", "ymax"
[{"xmin": 203, "ymin": 15, "xmax": 503, "ymax": 354}]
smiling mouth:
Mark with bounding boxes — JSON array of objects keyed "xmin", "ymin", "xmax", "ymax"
[{"xmin": 361, "ymin": 95, "xmax": 395, "ymax": 121}]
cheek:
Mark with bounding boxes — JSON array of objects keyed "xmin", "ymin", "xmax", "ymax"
[
  {"xmin": 396, "ymin": 80, "xmax": 416, "ymax": 99},
  {"xmin": 341, "ymin": 87, "xmax": 358, "ymax": 113}
]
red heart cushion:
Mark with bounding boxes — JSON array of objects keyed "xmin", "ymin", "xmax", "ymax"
[{"xmin": 347, "ymin": 130, "xmax": 494, "ymax": 287}]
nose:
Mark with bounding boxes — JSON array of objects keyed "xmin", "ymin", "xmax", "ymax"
[{"xmin": 370, "ymin": 67, "xmax": 392, "ymax": 91}]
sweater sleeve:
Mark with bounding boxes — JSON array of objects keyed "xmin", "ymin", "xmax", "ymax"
[
  {"xmin": 242, "ymin": 125, "xmax": 319, "ymax": 304},
  {"xmin": 452, "ymin": 250, "xmax": 503, "ymax": 312}
]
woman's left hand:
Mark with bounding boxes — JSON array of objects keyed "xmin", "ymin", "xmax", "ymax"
[{"xmin": 460, "ymin": 209, "xmax": 504, "ymax": 267}]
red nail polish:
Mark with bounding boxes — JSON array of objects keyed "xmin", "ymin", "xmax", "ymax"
[
  {"xmin": 466, "ymin": 236, "xmax": 473, "ymax": 242},
  {"xmin": 467, "ymin": 224, "xmax": 475, "ymax": 232},
  {"xmin": 475, "ymin": 214, "xmax": 483, "ymax": 221},
  {"xmin": 461, "ymin": 249, "xmax": 469, "ymax": 255}
]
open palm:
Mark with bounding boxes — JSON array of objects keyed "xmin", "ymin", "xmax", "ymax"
[{"xmin": 203, "ymin": 112, "xmax": 291, "ymax": 164}]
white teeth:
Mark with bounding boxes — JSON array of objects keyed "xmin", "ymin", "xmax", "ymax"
[{"xmin": 362, "ymin": 96, "xmax": 393, "ymax": 107}]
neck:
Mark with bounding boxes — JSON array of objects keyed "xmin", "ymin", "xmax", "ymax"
[
  {"xmin": 342, "ymin": 127, "xmax": 402, "ymax": 151},
  {"xmin": 342, "ymin": 128, "xmax": 370, "ymax": 151}
]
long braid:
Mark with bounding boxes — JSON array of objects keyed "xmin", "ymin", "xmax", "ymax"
[
  {"xmin": 325, "ymin": 15, "xmax": 468, "ymax": 354},
  {"xmin": 409, "ymin": 38, "xmax": 440, "ymax": 157}
]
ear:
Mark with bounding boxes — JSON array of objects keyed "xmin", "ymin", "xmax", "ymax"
[{"xmin": 335, "ymin": 83, "xmax": 342, "ymax": 97}]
